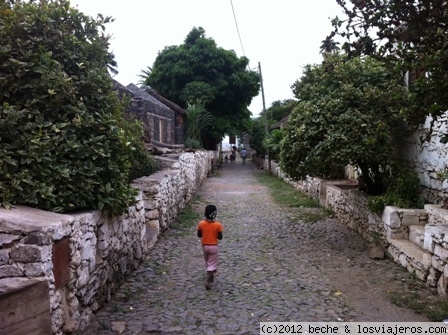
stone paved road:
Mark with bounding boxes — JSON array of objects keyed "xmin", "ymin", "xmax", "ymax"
[{"xmin": 84, "ymin": 158, "xmax": 429, "ymax": 335}]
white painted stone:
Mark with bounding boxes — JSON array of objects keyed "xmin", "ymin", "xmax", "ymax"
[
  {"xmin": 434, "ymin": 244, "xmax": 448, "ymax": 262},
  {"xmin": 401, "ymin": 211, "xmax": 420, "ymax": 226},
  {"xmin": 382, "ymin": 207, "xmax": 399, "ymax": 228},
  {"xmin": 431, "ymin": 255, "xmax": 445, "ymax": 271},
  {"xmin": 422, "ymin": 252, "xmax": 432, "ymax": 269},
  {"xmin": 424, "ymin": 225, "xmax": 439, "ymax": 252},
  {"xmin": 389, "ymin": 210, "xmax": 402, "ymax": 228}
]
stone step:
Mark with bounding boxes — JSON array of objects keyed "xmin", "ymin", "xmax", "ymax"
[
  {"xmin": 388, "ymin": 239, "xmax": 431, "ymax": 281},
  {"xmin": 408, "ymin": 225, "xmax": 425, "ymax": 249},
  {"xmin": 425, "ymin": 204, "xmax": 448, "ymax": 225}
]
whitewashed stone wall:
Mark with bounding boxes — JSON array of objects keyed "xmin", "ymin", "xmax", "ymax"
[
  {"xmin": 0, "ymin": 150, "xmax": 212, "ymax": 334},
  {"xmin": 401, "ymin": 113, "xmax": 448, "ymax": 204},
  {"xmin": 326, "ymin": 185, "xmax": 427, "ymax": 243},
  {"xmin": 422, "ymin": 205, "xmax": 448, "ymax": 294}
]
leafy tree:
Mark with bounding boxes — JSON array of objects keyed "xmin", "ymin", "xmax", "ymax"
[
  {"xmin": 248, "ymin": 117, "xmax": 267, "ymax": 158},
  {"xmin": 247, "ymin": 100, "xmax": 295, "ymax": 159},
  {"xmin": 143, "ymin": 27, "xmax": 260, "ymax": 149},
  {"xmin": 264, "ymin": 99, "xmax": 297, "ymax": 124},
  {"xmin": 263, "ymin": 129, "xmax": 283, "ymax": 161},
  {"xmin": 184, "ymin": 103, "xmax": 215, "ymax": 148},
  {"xmin": 0, "ymin": 0, "xmax": 153, "ymax": 214},
  {"xmin": 280, "ymin": 53, "xmax": 410, "ymax": 195},
  {"xmin": 329, "ymin": 0, "xmax": 448, "ymax": 126}
]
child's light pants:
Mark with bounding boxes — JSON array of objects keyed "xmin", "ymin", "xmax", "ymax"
[{"xmin": 202, "ymin": 245, "xmax": 219, "ymax": 272}]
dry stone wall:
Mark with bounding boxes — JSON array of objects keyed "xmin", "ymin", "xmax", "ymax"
[
  {"xmin": 326, "ymin": 185, "xmax": 427, "ymax": 243},
  {"xmin": 0, "ymin": 150, "xmax": 212, "ymax": 335}
]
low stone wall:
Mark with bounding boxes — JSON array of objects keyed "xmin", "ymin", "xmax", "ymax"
[
  {"xmin": 325, "ymin": 185, "xmax": 448, "ymax": 294},
  {"xmin": 0, "ymin": 150, "xmax": 212, "ymax": 334},
  {"xmin": 264, "ymin": 159, "xmax": 356, "ymax": 206},
  {"xmin": 422, "ymin": 205, "xmax": 448, "ymax": 294},
  {"xmin": 326, "ymin": 185, "xmax": 427, "ymax": 243}
]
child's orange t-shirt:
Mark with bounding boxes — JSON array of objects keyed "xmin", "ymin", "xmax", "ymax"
[{"xmin": 197, "ymin": 220, "xmax": 223, "ymax": 245}]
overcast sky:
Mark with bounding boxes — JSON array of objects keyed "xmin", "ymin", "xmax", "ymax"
[{"xmin": 71, "ymin": 1, "xmax": 345, "ymax": 117}]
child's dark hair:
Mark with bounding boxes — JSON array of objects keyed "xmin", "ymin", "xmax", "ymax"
[{"xmin": 205, "ymin": 205, "xmax": 217, "ymax": 221}]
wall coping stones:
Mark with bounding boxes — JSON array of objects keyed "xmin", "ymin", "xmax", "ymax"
[{"xmin": 0, "ymin": 206, "xmax": 74, "ymax": 239}]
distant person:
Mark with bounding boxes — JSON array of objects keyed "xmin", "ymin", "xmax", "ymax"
[
  {"xmin": 224, "ymin": 155, "xmax": 228, "ymax": 163},
  {"xmin": 230, "ymin": 152, "xmax": 235, "ymax": 163},
  {"xmin": 231, "ymin": 147, "xmax": 237, "ymax": 163},
  {"xmin": 241, "ymin": 148, "xmax": 247, "ymax": 165},
  {"xmin": 197, "ymin": 205, "xmax": 223, "ymax": 289}
]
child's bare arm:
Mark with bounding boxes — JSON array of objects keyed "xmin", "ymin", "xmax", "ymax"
[
  {"xmin": 197, "ymin": 230, "xmax": 202, "ymax": 238},
  {"xmin": 218, "ymin": 231, "xmax": 223, "ymax": 240}
]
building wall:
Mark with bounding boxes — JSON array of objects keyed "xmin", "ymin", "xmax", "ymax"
[
  {"xmin": 114, "ymin": 82, "xmax": 184, "ymax": 148},
  {"xmin": 400, "ymin": 113, "xmax": 448, "ymax": 204}
]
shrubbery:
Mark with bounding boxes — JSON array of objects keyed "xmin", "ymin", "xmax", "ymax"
[
  {"xmin": 281, "ymin": 53, "xmax": 411, "ymax": 193},
  {"xmin": 367, "ymin": 166, "xmax": 424, "ymax": 213},
  {"xmin": 0, "ymin": 0, "xmax": 157, "ymax": 215}
]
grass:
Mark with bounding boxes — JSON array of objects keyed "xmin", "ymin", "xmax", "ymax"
[
  {"xmin": 254, "ymin": 172, "xmax": 320, "ymax": 208},
  {"xmin": 389, "ymin": 291, "xmax": 448, "ymax": 321},
  {"xmin": 388, "ymin": 272, "xmax": 448, "ymax": 321},
  {"xmin": 166, "ymin": 195, "xmax": 203, "ymax": 236},
  {"xmin": 254, "ymin": 171, "xmax": 332, "ymax": 223}
]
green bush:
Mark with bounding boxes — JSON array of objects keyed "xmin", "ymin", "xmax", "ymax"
[
  {"xmin": 124, "ymin": 117, "xmax": 160, "ymax": 181},
  {"xmin": 367, "ymin": 166, "xmax": 424, "ymax": 213},
  {"xmin": 184, "ymin": 138, "xmax": 202, "ymax": 149},
  {"xmin": 0, "ymin": 0, "xmax": 153, "ymax": 215}
]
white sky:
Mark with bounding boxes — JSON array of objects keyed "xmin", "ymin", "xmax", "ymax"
[{"xmin": 71, "ymin": 1, "xmax": 345, "ymax": 117}]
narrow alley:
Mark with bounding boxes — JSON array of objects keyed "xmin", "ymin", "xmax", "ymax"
[{"xmin": 84, "ymin": 157, "xmax": 431, "ymax": 335}]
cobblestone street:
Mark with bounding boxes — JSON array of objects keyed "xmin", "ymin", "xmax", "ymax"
[{"xmin": 84, "ymin": 158, "xmax": 429, "ymax": 335}]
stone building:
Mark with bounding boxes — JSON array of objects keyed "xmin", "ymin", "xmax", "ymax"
[{"xmin": 114, "ymin": 81, "xmax": 186, "ymax": 149}]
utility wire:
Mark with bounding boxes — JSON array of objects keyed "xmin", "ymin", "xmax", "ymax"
[{"xmin": 230, "ymin": 0, "xmax": 246, "ymax": 58}]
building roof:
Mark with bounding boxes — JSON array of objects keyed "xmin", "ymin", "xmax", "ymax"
[
  {"xmin": 124, "ymin": 83, "xmax": 187, "ymax": 115},
  {"xmin": 144, "ymin": 87, "xmax": 187, "ymax": 115},
  {"xmin": 271, "ymin": 115, "xmax": 290, "ymax": 130}
]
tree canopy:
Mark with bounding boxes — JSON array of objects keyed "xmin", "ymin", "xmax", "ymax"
[
  {"xmin": 329, "ymin": 0, "xmax": 448, "ymax": 125},
  {"xmin": 0, "ymin": 0, "xmax": 155, "ymax": 214},
  {"xmin": 280, "ymin": 53, "xmax": 410, "ymax": 195},
  {"xmin": 264, "ymin": 99, "xmax": 297, "ymax": 123},
  {"xmin": 248, "ymin": 117, "xmax": 267, "ymax": 158},
  {"xmin": 143, "ymin": 27, "xmax": 260, "ymax": 149}
]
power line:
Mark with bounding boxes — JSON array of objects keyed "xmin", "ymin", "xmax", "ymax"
[{"xmin": 230, "ymin": 0, "xmax": 246, "ymax": 58}]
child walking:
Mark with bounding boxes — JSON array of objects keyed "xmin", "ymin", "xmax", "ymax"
[{"xmin": 197, "ymin": 204, "xmax": 223, "ymax": 289}]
